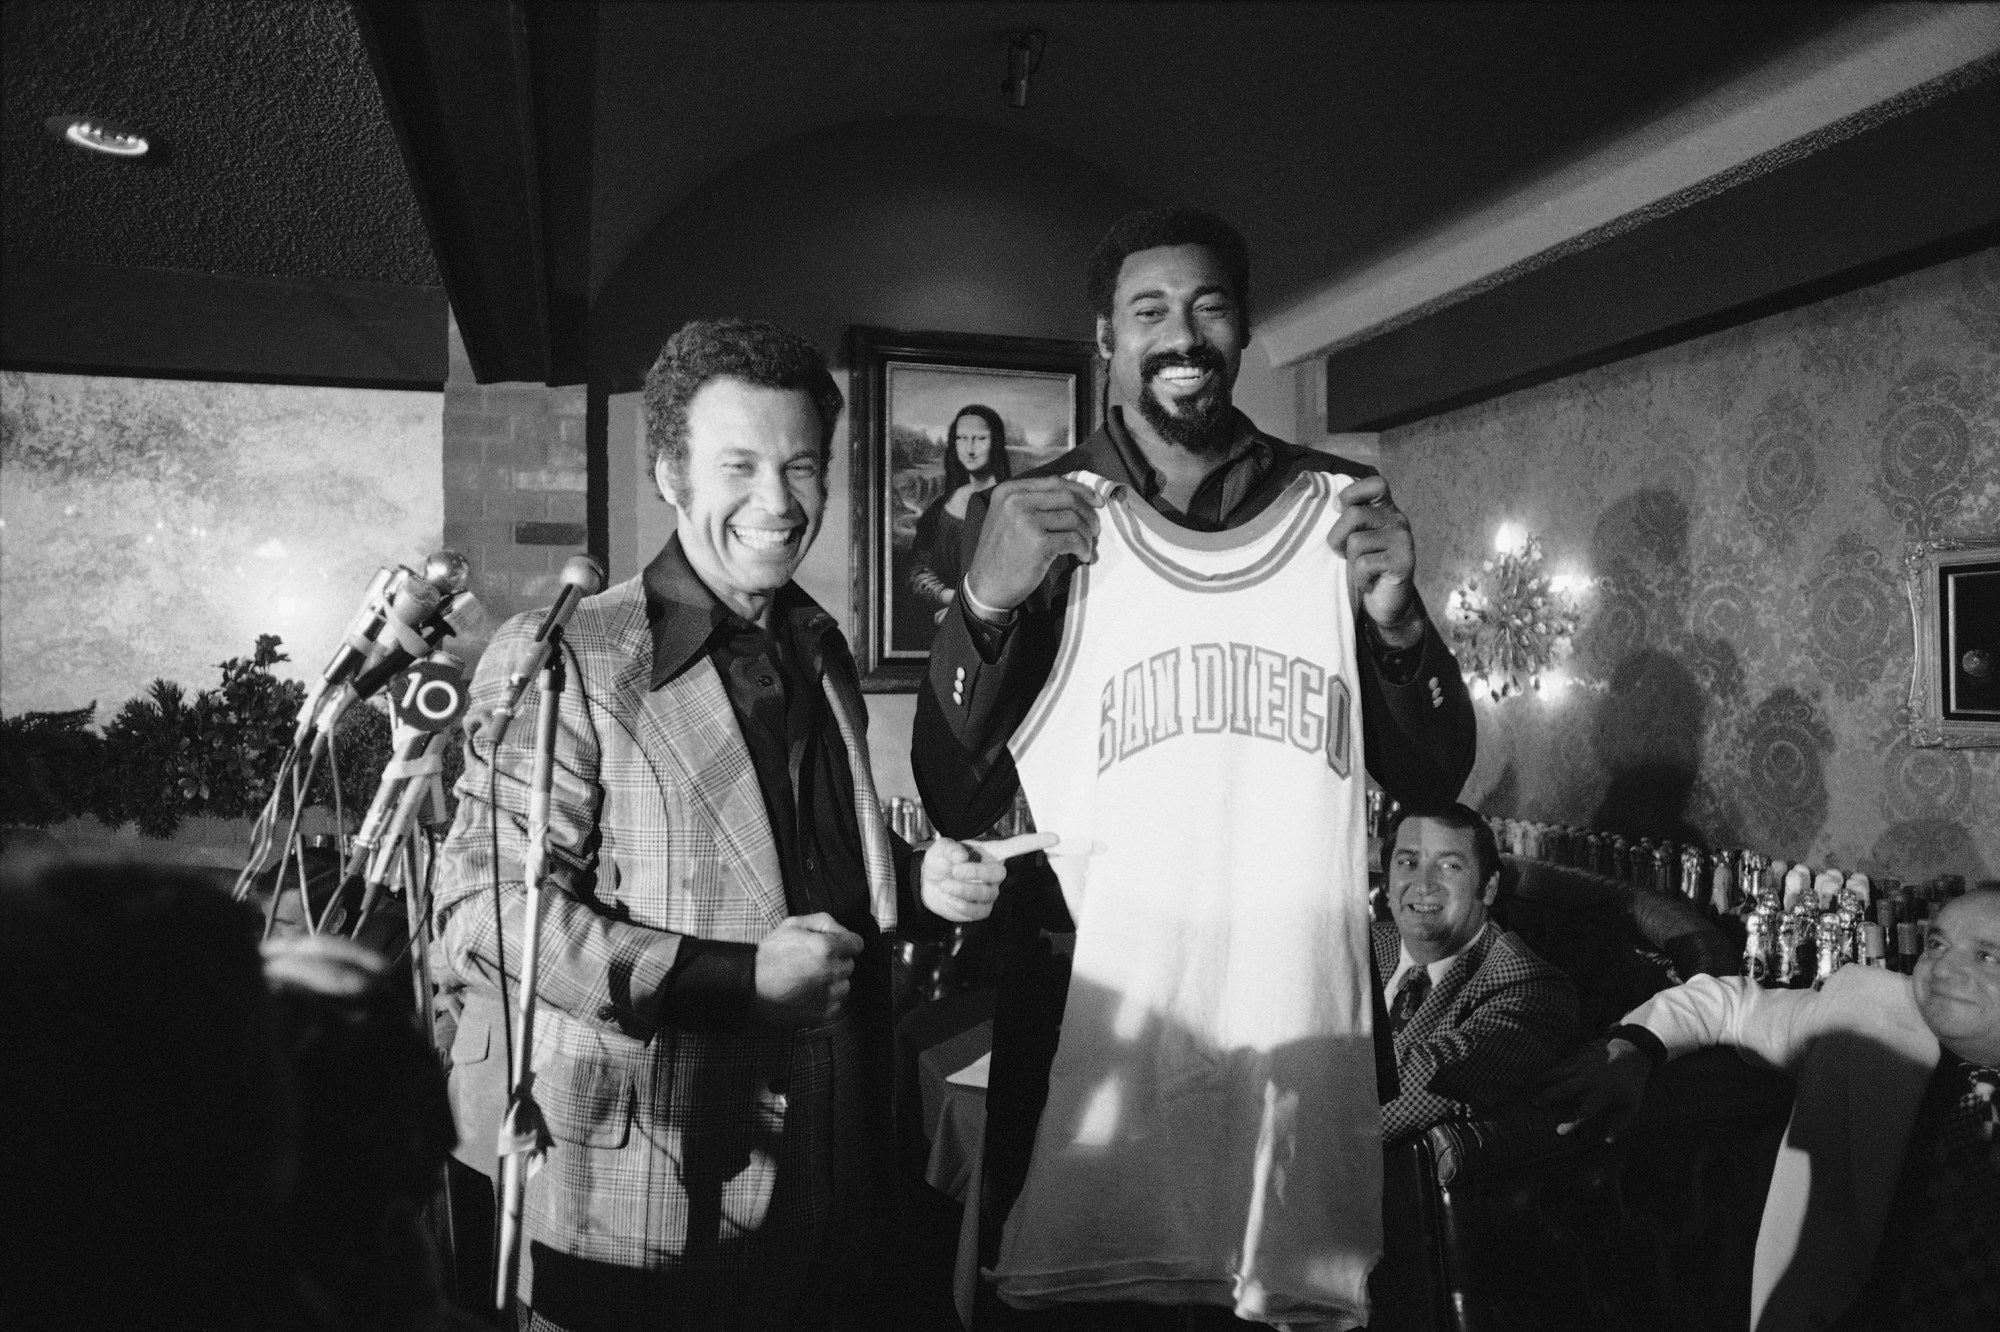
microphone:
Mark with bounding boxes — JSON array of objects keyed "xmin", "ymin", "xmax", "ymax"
[
  {"xmin": 346, "ymin": 581, "xmax": 474, "ymax": 702},
  {"xmin": 487, "ymin": 555, "xmax": 606, "ymax": 747},
  {"xmin": 423, "ymin": 549, "xmax": 472, "ymax": 598},
  {"xmin": 302, "ymin": 551, "xmax": 476, "ymax": 744},
  {"xmin": 299, "ymin": 566, "xmax": 398, "ymax": 715}
]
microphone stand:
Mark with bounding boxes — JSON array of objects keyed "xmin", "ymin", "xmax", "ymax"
[
  {"xmin": 335, "ymin": 727, "xmax": 451, "ymax": 937},
  {"xmin": 494, "ymin": 626, "xmax": 565, "ymax": 1316}
]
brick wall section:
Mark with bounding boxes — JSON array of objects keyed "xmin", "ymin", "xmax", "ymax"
[{"xmin": 441, "ymin": 314, "xmax": 588, "ymax": 630}]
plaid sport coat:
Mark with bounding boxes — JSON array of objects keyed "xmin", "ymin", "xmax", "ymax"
[
  {"xmin": 1373, "ymin": 921, "xmax": 1578, "ymax": 1144},
  {"xmin": 432, "ymin": 570, "xmax": 902, "ymax": 1322}
]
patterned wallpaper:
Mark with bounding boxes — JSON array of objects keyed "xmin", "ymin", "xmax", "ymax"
[{"xmin": 1381, "ymin": 247, "xmax": 2000, "ymax": 883}]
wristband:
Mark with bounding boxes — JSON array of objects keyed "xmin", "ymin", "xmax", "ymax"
[
  {"xmin": 960, "ymin": 577, "xmax": 1018, "ymax": 627},
  {"xmin": 1608, "ymin": 1023, "xmax": 1668, "ymax": 1069}
]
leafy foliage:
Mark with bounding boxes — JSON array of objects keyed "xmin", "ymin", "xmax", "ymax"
[
  {"xmin": 1, "ymin": 636, "xmax": 447, "ymax": 840},
  {"xmin": 0, "ymin": 706, "xmax": 102, "ymax": 826}
]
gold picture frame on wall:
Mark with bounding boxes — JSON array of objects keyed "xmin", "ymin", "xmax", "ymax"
[
  {"xmin": 1905, "ymin": 535, "xmax": 2000, "ymax": 748},
  {"xmin": 846, "ymin": 325, "xmax": 1100, "ymax": 691}
]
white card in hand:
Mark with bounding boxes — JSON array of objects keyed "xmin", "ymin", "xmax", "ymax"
[{"xmin": 945, "ymin": 1050, "xmax": 991, "ymax": 1089}]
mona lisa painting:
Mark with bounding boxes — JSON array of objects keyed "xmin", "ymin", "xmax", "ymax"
[{"xmin": 847, "ymin": 326, "xmax": 1098, "ymax": 689}]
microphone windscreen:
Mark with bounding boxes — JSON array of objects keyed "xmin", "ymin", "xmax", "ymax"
[
  {"xmin": 561, "ymin": 554, "xmax": 607, "ymax": 595},
  {"xmin": 424, "ymin": 550, "xmax": 472, "ymax": 596}
]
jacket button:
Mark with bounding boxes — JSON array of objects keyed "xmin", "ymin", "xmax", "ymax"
[{"xmin": 597, "ymin": 1004, "xmax": 618, "ymax": 1021}]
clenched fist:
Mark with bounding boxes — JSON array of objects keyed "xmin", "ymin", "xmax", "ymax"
[
  {"xmin": 1327, "ymin": 474, "xmax": 1421, "ymax": 647},
  {"xmin": 754, "ymin": 913, "xmax": 864, "ymax": 1028}
]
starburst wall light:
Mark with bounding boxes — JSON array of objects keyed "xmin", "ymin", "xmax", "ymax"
[{"xmin": 1445, "ymin": 523, "xmax": 1590, "ymax": 703}]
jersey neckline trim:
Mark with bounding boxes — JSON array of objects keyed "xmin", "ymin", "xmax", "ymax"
[{"xmin": 1096, "ymin": 471, "xmax": 1331, "ymax": 595}]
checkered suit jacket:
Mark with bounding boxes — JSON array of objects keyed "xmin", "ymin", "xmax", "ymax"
[
  {"xmin": 432, "ymin": 571, "xmax": 902, "ymax": 1318},
  {"xmin": 1373, "ymin": 921, "xmax": 1578, "ymax": 1144}
]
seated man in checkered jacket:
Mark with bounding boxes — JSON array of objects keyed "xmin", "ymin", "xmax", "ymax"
[{"xmin": 1374, "ymin": 803, "xmax": 1578, "ymax": 1145}]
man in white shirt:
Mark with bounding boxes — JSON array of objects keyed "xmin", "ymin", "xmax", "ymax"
[
  {"xmin": 1538, "ymin": 886, "xmax": 2000, "ymax": 1330},
  {"xmin": 1374, "ymin": 805, "xmax": 1578, "ymax": 1143}
]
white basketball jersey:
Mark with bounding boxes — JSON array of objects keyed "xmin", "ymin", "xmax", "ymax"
[{"xmin": 992, "ymin": 471, "xmax": 1380, "ymax": 1328}]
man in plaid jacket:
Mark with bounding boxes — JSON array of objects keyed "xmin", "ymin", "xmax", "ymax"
[
  {"xmin": 1375, "ymin": 804, "xmax": 1577, "ymax": 1145},
  {"xmin": 433, "ymin": 318, "xmax": 1047, "ymax": 1332}
]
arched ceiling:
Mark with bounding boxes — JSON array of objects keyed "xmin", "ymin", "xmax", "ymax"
[
  {"xmin": 3, "ymin": 0, "xmax": 1994, "ymax": 410},
  {"xmin": 586, "ymin": 2, "xmax": 1855, "ymax": 312}
]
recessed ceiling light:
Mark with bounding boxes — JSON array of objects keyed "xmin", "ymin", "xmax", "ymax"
[{"xmin": 46, "ymin": 114, "xmax": 150, "ymax": 158}]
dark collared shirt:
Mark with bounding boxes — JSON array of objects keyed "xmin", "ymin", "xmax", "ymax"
[
  {"xmin": 644, "ymin": 535, "xmax": 872, "ymax": 1025},
  {"xmin": 1098, "ymin": 406, "xmax": 1278, "ymax": 532}
]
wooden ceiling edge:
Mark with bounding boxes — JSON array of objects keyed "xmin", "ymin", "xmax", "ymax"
[
  {"xmin": 352, "ymin": 0, "xmax": 596, "ymax": 387},
  {"xmin": 1332, "ymin": 220, "xmax": 2000, "ymax": 437},
  {"xmin": 1258, "ymin": 5, "xmax": 2000, "ymax": 368},
  {"xmin": 0, "ymin": 254, "xmax": 448, "ymax": 388},
  {"xmin": 351, "ymin": 0, "xmax": 490, "ymax": 378},
  {"xmin": 1317, "ymin": 80, "xmax": 2000, "ymax": 433},
  {"xmin": 523, "ymin": 0, "xmax": 597, "ymax": 387}
]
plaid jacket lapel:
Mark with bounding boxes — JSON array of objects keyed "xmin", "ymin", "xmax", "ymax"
[
  {"xmin": 1409, "ymin": 927, "xmax": 1495, "ymax": 1039},
  {"xmin": 1371, "ymin": 921, "xmax": 1401, "ymax": 981},
  {"xmin": 818, "ymin": 642, "xmax": 898, "ymax": 933},
  {"xmin": 594, "ymin": 575, "xmax": 791, "ymax": 935},
  {"xmin": 1373, "ymin": 921, "xmax": 1497, "ymax": 1042}
]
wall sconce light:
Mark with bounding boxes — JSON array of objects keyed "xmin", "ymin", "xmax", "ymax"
[
  {"xmin": 1447, "ymin": 526, "xmax": 1589, "ymax": 703},
  {"xmin": 46, "ymin": 114, "xmax": 150, "ymax": 158},
  {"xmin": 1005, "ymin": 30, "xmax": 1046, "ymax": 108}
]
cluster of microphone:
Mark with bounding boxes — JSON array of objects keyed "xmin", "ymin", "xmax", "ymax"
[
  {"xmin": 294, "ymin": 550, "xmax": 481, "ymax": 754},
  {"xmin": 238, "ymin": 550, "xmax": 609, "ymax": 940}
]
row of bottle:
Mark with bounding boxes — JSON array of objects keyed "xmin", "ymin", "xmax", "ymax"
[
  {"xmin": 884, "ymin": 797, "xmax": 934, "ymax": 846},
  {"xmin": 885, "ymin": 788, "xmax": 1037, "ymax": 847},
  {"xmin": 1486, "ymin": 817, "xmax": 1978, "ymax": 988}
]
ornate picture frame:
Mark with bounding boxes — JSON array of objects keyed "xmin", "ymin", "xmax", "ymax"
[
  {"xmin": 1904, "ymin": 535, "xmax": 2000, "ymax": 748},
  {"xmin": 847, "ymin": 326, "xmax": 1099, "ymax": 691}
]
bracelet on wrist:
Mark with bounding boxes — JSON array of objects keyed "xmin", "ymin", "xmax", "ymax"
[{"xmin": 960, "ymin": 578, "xmax": 1018, "ymax": 626}]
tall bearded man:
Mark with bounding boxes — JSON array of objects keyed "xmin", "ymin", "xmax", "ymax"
[{"xmin": 912, "ymin": 208, "xmax": 1478, "ymax": 1329}]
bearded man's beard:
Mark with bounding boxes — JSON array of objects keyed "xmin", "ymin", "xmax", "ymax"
[{"xmin": 1135, "ymin": 346, "xmax": 1235, "ymax": 456}]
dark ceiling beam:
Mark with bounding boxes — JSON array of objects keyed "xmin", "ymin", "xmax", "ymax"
[
  {"xmin": 353, "ymin": 0, "xmax": 595, "ymax": 385},
  {"xmin": 1324, "ymin": 72, "xmax": 2000, "ymax": 432},
  {"xmin": 0, "ymin": 255, "xmax": 447, "ymax": 388}
]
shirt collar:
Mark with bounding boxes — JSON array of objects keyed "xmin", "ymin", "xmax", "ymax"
[
  {"xmin": 1396, "ymin": 920, "xmax": 1491, "ymax": 990},
  {"xmin": 640, "ymin": 534, "xmax": 834, "ymax": 690},
  {"xmin": 1101, "ymin": 406, "xmax": 1272, "ymax": 525}
]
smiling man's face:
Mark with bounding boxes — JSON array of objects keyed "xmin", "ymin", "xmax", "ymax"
[
  {"xmin": 1913, "ymin": 890, "xmax": 2000, "ymax": 1066},
  {"xmin": 658, "ymin": 376, "xmax": 826, "ymax": 626},
  {"xmin": 1097, "ymin": 243, "xmax": 1244, "ymax": 456},
  {"xmin": 1388, "ymin": 817, "xmax": 1499, "ymax": 965}
]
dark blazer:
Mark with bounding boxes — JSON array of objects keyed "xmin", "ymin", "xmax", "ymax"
[
  {"xmin": 916, "ymin": 413, "xmax": 1481, "ymax": 1265},
  {"xmin": 1371, "ymin": 921, "xmax": 1579, "ymax": 1144}
]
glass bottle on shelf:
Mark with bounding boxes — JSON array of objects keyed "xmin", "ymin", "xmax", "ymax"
[
  {"xmin": 1775, "ymin": 908, "xmax": 1805, "ymax": 987},
  {"xmin": 1812, "ymin": 911, "xmax": 1844, "ymax": 988},
  {"xmin": 1743, "ymin": 910, "xmax": 1771, "ymax": 985}
]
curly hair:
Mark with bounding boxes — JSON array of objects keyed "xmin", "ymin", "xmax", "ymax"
[
  {"xmin": 1385, "ymin": 802, "xmax": 1507, "ymax": 903},
  {"xmin": 941, "ymin": 404, "xmax": 1014, "ymax": 491},
  {"xmin": 1085, "ymin": 207, "xmax": 1251, "ymax": 327},
  {"xmin": 642, "ymin": 317, "xmax": 844, "ymax": 497}
]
